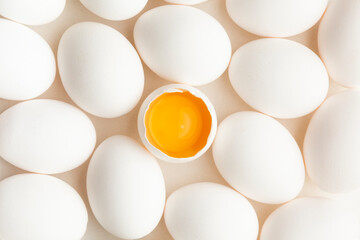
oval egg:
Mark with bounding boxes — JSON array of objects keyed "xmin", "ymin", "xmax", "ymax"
[
  {"xmin": 226, "ymin": 0, "xmax": 328, "ymax": 37},
  {"xmin": 0, "ymin": 19, "xmax": 55, "ymax": 100},
  {"xmin": 304, "ymin": 91, "xmax": 360, "ymax": 193},
  {"xmin": 87, "ymin": 135, "xmax": 165, "ymax": 239},
  {"xmin": 58, "ymin": 22, "xmax": 144, "ymax": 118},
  {"xmin": 260, "ymin": 197, "xmax": 360, "ymax": 240},
  {"xmin": 138, "ymin": 84, "xmax": 217, "ymax": 163},
  {"xmin": 80, "ymin": 0, "xmax": 148, "ymax": 21},
  {"xmin": 165, "ymin": 182, "xmax": 259, "ymax": 240},
  {"xmin": 0, "ymin": 99, "xmax": 96, "ymax": 174},
  {"xmin": 0, "ymin": 0, "xmax": 66, "ymax": 25},
  {"xmin": 164, "ymin": 0, "xmax": 207, "ymax": 5},
  {"xmin": 318, "ymin": 0, "xmax": 360, "ymax": 88},
  {"xmin": 212, "ymin": 111, "xmax": 305, "ymax": 204},
  {"xmin": 229, "ymin": 38, "xmax": 329, "ymax": 119},
  {"xmin": 0, "ymin": 174, "xmax": 88, "ymax": 240},
  {"xmin": 134, "ymin": 5, "xmax": 231, "ymax": 86}
]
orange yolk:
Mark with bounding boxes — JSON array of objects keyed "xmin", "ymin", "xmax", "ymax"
[{"xmin": 145, "ymin": 91, "xmax": 212, "ymax": 158}]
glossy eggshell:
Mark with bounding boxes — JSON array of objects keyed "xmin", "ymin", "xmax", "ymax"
[
  {"xmin": 318, "ymin": 0, "xmax": 360, "ymax": 88},
  {"xmin": 87, "ymin": 135, "xmax": 166, "ymax": 239},
  {"xmin": 0, "ymin": 174, "xmax": 88, "ymax": 240},
  {"xmin": 134, "ymin": 5, "xmax": 231, "ymax": 86},
  {"xmin": 58, "ymin": 22, "xmax": 144, "ymax": 118},
  {"xmin": 0, "ymin": 99, "xmax": 96, "ymax": 174},
  {"xmin": 164, "ymin": 182, "xmax": 259, "ymax": 240},
  {"xmin": 304, "ymin": 91, "xmax": 360, "ymax": 193},
  {"xmin": 0, "ymin": 19, "xmax": 55, "ymax": 100},
  {"xmin": 229, "ymin": 38, "xmax": 329, "ymax": 119},
  {"xmin": 212, "ymin": 111, "xmax": 304, "ymax": 204}
]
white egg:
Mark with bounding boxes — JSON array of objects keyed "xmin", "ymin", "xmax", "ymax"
[
  {"xmin": 134, "ymin": 5, "xmax": 231, "ymax": 86},
  {"xmin": 164, "ymin": 0, "xmax": 207, "ymax": 5},
  {"xmin": 226, "ymin": 0, "xmax": 328, "ymax": 37},
  {"xmin": 165, "ymin": 182, "xmax": 259, "ymax": 240},
  {"xmin": 229, "ymin": 38, "xmax": 329, "ymax": 119},
  {"xmin": 0, "ymin": 19, "xmax": 55, "ymax": 100},
  {"xmin": 138, "ymin": 84, "xmax": 217, "ymax": 163},
  {"xmin": 318, "ymin": 0, "xmax": 360, "ymax": 88},
  {"xmin": 212, "ymin": 111, "xmax": 304, "ymax": 204},
  {"xmin": 80, "ymin": 0, "xmax": 148, "ymax": 21},
  {"xmin": 304, "ymin": 91, "xmax": 360, "ymax": 193},
  {"xmin": 58, "ymin": 22, "xmax": 144, "ymax": 118},
  {"xmin": 0, "ymin": 174, "xmax": 88, "ymax": 240},
  {"xmin": 0, "ymin": 0, "xmax": 65, "ymax": 25},
  {"xmin": 87, "ymin": 135, "xmax": 165, "ymax": 239},
  {"xmin": 0, "ymin": 99, "xmax": 96, "ymax": 174},
  {"xmin": 260, "ymin": 197, "xmax": 360, "ymax": 240}
]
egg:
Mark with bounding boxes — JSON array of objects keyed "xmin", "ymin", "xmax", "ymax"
[
  {"xmin": 134, "ymin": 5, "xmax": 231, "ymax": 86},
  {"xmin": 87, "ymin": 135, "xmax": 165, "ymax": 239},
  {"xmin": 212, "ymin": 111, "xmax": 304, "ymax": 204},
  {"xmin": 0, "ymin": 0, "xmax": 65, "ymax": 25},
  {"xmin": 226, "ymin": 0, "xmax": 328, "ymax": 37},
  {"xmin": 318, "ymin": 0, "xmax": 360, "ymax": 88},
  {"xmin": 164, "ymin": 182, "xmax": 259, "ymax": 240},
  {"xmin": 0, "ymin": 19, "xmax": 55, "ymax": 100},
  {"xmin": 260, "ymin": 197, "xmax": 360, "ymax": 240},
  {"xmin": 80, "ymin": 0, "xmax": 148, "ymax": 21},
  {"xmin": 0, "ymin": 99, "xmax": 96, "ymax": 174},
  {"xmin": 0, "ymin": 174, "xmax": 88, "ymax": 240},
  {"xmin": 164, "ymin": 0, "xmax": 207, "ymax": 5},
  {"xmin": 58, "ymin": 22, "xmax": 144, "ymax": 118},
  {"xmin": 138, "ymin": 84, "xmax": 217, "ymax": 163},
  {"xmin": 304, "ymin": 91, "xmax": 360, "ymax": 193},
  {"xmin": 229, "ymin": 38, "xmax": 329, "ymax": 119}
]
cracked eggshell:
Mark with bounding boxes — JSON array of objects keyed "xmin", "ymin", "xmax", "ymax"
[
  {"xmin": 226, "ymin": 0, "xmax": 328, "ymax": 37},
  {"xmin": 0, "ymin": 19, "xmax": 55, "ymax": 100},
  {"xmin": 80, "ymin": 0, "xmax": 148, "ymax": 21},
  {"xmin": 0, "ymin": 0, "xmax": 66, "ymax": 25},
  {"xmin": 138, "ymin": 84, "xmax": 217, "ymax": 163},
  {"xmin": 58, "ymin": 22, "xmax": 144, "ymax": 118},
  {"xmin": 134, "ymin": 5, "xmax": 231, "ymax": 86},
  {"xmin": 0, "ymin": 174, "xmax": 88, "ymax": 240},
  {"xmin": 165, "ymin": 182, "xmax": 259, "ymax": 240},
  {"xmin": 164, "ymin": 0, "xmax": 207, "ymax": 5},
  {"xmin": 87, "ymin": 135, "xmax": 166, "ymax": 240},
  {"xmin": 318, "ymin": 0, "xmax": 360, "ymax": 88},
  {"xmin": 260, "ymin": 197, "xmax": 360, "ymax": 240},
  {"xmin": 212, "ymin": 111, "xmax": 305, "ymax": 204},
  {"xmin": 304, "ymin": 91, "xmax": 360, "ymax": 193},
  {"xmin": 0, "ymin": 99, "xmax": 96, "ymax": 174}
]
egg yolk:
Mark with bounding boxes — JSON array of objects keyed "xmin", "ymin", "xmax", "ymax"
[{"xmin": 145, "ymin": 91, "xmax": 212, "ymax": 158}]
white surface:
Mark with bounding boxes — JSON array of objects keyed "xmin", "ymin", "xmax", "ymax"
[
  {"xmin": 164, "ymin": 0, "xmax": 207, "ymax": 5},
  {"xmin": 58, "ymin": 21, "xmax": 144, "ymax": 118},
  {"xmin": 0, "ymin": 174, "xmax": 88, "ymax": 240},
  {"xmin": 165, "ymin": 182, "xmax": 259, "ymax": 240},
  {"xmin": 0, "ymin": 19, "xmax": 55, "ymax": 100},
  {"xmin": 0, "ymin": 99, "xmax": 96, "ymax": 174},
  {"xmin": 213, "ymin": 111, "xmax": 305, "ymax": 204},
  {"xmin": 87, "ymin": 135, "xmax": 166, "ymax": 239}
]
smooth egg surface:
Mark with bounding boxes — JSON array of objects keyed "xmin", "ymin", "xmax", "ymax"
[
  {"xmin": 0, "ymin": 18, "xmax": 55, "ymax": 100},
  {"xmin": 164, "ymin": 0, "xmax": 207, "ymax": 5},
  {"xmin": 0, "ymin": 99, "xmax": 96, "ymax": 174}
]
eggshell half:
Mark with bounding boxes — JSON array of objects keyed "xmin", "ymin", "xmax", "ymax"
[
  {"xmin": 0, "ymin": 99, "xmax": 96, "ymax": 174},
  {"xmin": 304, "ymin": 91, "xmax": 360, "ymax": 193},
  {"xmin": 318, "ymin": 0, "xmax": 360, "ymax": 88},
  {"xmin": 165, "ymin": 182, "xmax": 259, "ymax": 240},
  {"xmin": 80, "ymin": 0, "xmax": 148, "ymax": 21},
  {"xmin": 0, "ymin": 19, "xmax": 55, "ymax": 100},
  {"xmin": 229, "ymin": 38, "xmax": 329, "ymax": 119},
  {"xmin": 0, "ymin": 0, "xmax": 65, "ymax": 25},
  {"xmin": 87, "ymin": 135, "xmax": 165, "ymax": 239},
  {"xmin": 58, "ymin": 22, "xmax": 144, "ymax": 118},
  {"xmin": 134, "ymin": 5, "xmax": 231, "ymax": 86},
  {"xmin": 226, "ymin": 0, "xmax": 328, "ymax": 37},
  {"xmin": 0, "ymin": 174, "xmax": 88, "ymax": 240},
  {"xmin": 212, "ymin": 111, "xmax": 304, "ymax": 204},
  {"xmin": 261, "ymin": 197, "xmax": 360, "ymax": 240}
]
